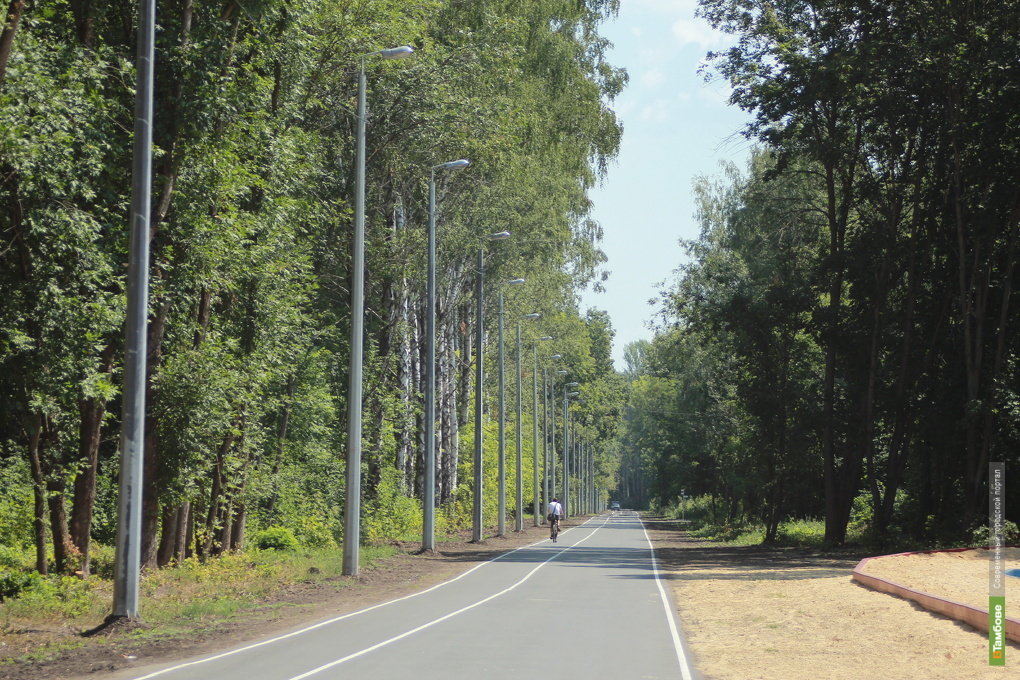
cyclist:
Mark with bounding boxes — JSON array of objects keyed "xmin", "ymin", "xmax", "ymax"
[{"xmin": 547, "ymin": 497, "xmax": 563, "ymax": 542}]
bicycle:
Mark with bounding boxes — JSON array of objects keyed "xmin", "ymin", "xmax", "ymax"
[{"xmin": 549, "ymin": 516, "xmax": 560, "ymax": 542}]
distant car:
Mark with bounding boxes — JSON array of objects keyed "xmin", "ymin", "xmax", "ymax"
[{"xmin": 609, "ymin": 501, "xmax": 621, "ymax": 511}]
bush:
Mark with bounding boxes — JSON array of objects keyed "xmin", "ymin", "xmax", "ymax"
[
  {"xmin": 775, "ymin": 519, "xmax": 826, "ymax": 547},
  {"xmin": 971, "ymin": 520, "xmax": 1020, "ymax": 546},
  {"xmin": 0, "ymin": 545, "xmax": 26, "ymax": 570},
  {"xmin": 88, "ymin": 543, "xmax": 116, "ymax": 579},
  {"xmin": 294, "ymin": 517, "xmax": 337, "ymax": 549},
  {"xmin": 254, "ymin": 527, "xmax": 299, "ymax": 551},
  {"xmin": 0, "ymin": 570, "xmax": 41, "ymax": 601},
  {"xmin": 364, "ymin": 467, "xmax": 421, "ymax": 543}
]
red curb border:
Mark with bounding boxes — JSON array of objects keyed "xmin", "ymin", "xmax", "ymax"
[{"xmin": 851, "ymin": 547, "xmax": 1020, "ymax": 643}]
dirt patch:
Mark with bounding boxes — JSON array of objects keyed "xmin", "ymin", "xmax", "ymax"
[
  {"xmin": 645, "ymin": 519, "xmax": 1020, "ymax": 680},
  {"xmin": 0, "ymin": 521, "xmax": 568, "ymax": 680}
]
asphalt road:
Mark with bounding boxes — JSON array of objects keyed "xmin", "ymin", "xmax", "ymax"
[{"xmin": 122, "ymin": 512, "xmax": 697, "ymax": 680}]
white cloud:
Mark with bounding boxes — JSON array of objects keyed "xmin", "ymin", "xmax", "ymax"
[
  {"xmin": 640, "ymin": 69, "xmax": 665, "ymax": 88},
  {"xmin": 628, "ymin": 0, "xmax": 701, "ymax": 13},
  {"xmin": 697, "ymin": 81, "xmax": 733, "ymax": 108},
  {"xmin": 639, "ymin": 99, "xmax": 672, "ymax": 122},
  {"xmin": 671, "ymin": 18, "xmax": 728, "ymax": 51}
]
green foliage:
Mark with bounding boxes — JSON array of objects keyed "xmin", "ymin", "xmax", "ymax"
[
  {"xmin": 0, "ymin": 461, "xmax": 33, "ymax": 550},
  {"xmin": 293, "ymin": 517, "xmax": 337, "ymax": 550},
  {"xmin": 87, "ymin": 543, "xmax": 116, "ymax": 580},
  {"xmin": 0, "ymin": 570, "xmax": 40, "ymax": 601},
  {"xmin": 971, "ymin": 521, "xmax": 1020, "ymax": 547},
  {"xmin": 0, "ymin": 545, "xmax": 26, "ymax": 570},
  {"xmin": 659, "ymin": 494, "xmax": 721, "ymax": 527},
  {"xmin": 0, "ymin": 573, "xmax": 101, "ymax": 619},
  {"xmin": 253, "ymin": 527, "xmax": 299, "ymax": 552},
  {"xmin": 0, "ymin": 0, "xmax": 628, "ymax": 578},
  {"xmin": 686, "ymin": 0, "xmax": 1020, "ymax": 546},
  {"xmin": 364, "ymin": 467, "xmax": 422, "ymax": 543}
]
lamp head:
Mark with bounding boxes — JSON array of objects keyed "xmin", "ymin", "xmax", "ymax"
[
  {"xmin": 485, "ymin": 231, "xmax": 511, "ymax": 240},
  {"xmin": 379, "ymin": 46, "xmax": 415, "ymax": 59},
  {"xmin": 566, "ymin": 381, "xmax": 579, "ymax": 387},
  {"xmin": 507, "ymin": 278, "xmax": 526, "ymax": 286},
  {"xmin": 522, "ymin": 313, "xmax": 541, "ymax": 319},
  {"xmin": 434, "ymin": 159, "xmax": 470, "ymax": 171},
  {"xmin": 540, "ymin": 336, "xmax": 554, "ymax": 342}
]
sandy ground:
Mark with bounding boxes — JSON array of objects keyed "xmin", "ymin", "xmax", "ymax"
[
  {"xmin": 646, "ymin": 520, "xmax": 1020, "ymax": 680},
  {"xmin": 861, "ymin": 547, "xmax": 1020, "ymax": 611}
]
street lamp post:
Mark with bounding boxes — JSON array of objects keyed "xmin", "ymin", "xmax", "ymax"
[
  {"xmin": 542, "ymin": 368, "xmax": 549, "ymax": 521},
  {"xmin": 422, "ymin": 158, "xmax": 469, "ymax": 553},
  {"xmin": 472, "ymin": 232, "xmax": 511, "ymax": 542},
  {"xmin": 562, "ymin": 383, "xmax": 579, "ymax": 518},
  {"xmin": 553, "ymin": 369, "xmax": 567, "ymax": 501},
  {"xmin": 514, "ymin": 317, "xmax": 541, "ymax": 531},
  {"xmin": 112, "ymin": 0, "xmax": 156, "ymax": 620},
  {"xmin": 531, "ymin": 338, "xmax": 552, "ymax": 526},
  {"xmin": 496, "ymin": 279, "xmax": 525, "ymax": 536},
  {"xmin": 342, "ymin": 44, "xmax": 415, "ymax": 576}
]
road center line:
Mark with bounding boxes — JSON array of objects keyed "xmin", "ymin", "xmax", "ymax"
[
  {"xmin": 130, "ymin": 518, "xmax": 605, "ymax": 680},
  {"xmin": 283, "ymin": 517, "xmax": 603, "ymax": 676}
]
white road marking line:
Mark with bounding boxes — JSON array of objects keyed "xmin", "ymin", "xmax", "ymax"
[
  {"xmin": 283, "ymin": 520, "xmax": 607, "ymax": 680},
  {"xmin": 640, "ymin": 517, "xmax": 696, "ymax": 680},
  {"xmin": 129, "ymin": 518, "xmax": 607, "ymax": 680}
]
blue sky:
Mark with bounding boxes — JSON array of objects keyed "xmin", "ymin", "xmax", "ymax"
[{"xmin": 578, "ymin": 0, "xmax": 754, "ymax": 368}]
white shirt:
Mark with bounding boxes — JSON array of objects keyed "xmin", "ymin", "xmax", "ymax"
[{"xmin": 547, "ymin": 501, "xmax": 563, "ymax": 517}]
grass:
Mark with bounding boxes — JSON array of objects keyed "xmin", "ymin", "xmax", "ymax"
[
  {"xmin": 133, "ymin": 544, "xmax": 399, "ymax": 625},
  {"xmin": 685, "ymin": 517, "xmax": 871, "ymax": 550},
  {"xmin": 0, "ymin": 542, "xmax": 401, "ymax": 665}
]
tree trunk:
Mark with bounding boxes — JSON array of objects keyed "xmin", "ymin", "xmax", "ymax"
[
  {"xmin": 70, "ymin": 397, "xmax": 103, "ymax": 577},
  {"xmin": 438, "ymin": 316, "xmax": 458, "ymax": 505},
  {"xmin": 230, "ymin": 504, "xmax": 246, "ymax": 551},
  {"xmin": 204, "ymin": 430, "xmax": 234, "ymax": 556},
  {"xmin": 176, "ymin": 501, "xmax": 192, "ymax": 562},
  {"xmin": 26, "ymin": 413, "xmax": 48, "ymax": 575},
  {"xmin": 267, "ymin": 374, "xmax": 296, "ymax": 517},
  {"xmin": 397, "ymin": 287, "xmax": 415, "ymax": 486},
  {"xmin": 156, "ymin": 504, "xmax": 178, "ymax": 567},
  {"xmin": 69, "ymin": 344, "xmax": 115, "ymax": 577},
  {"xmin": 45, "ymin": 476, "xmax": 74, "ymax": 574},
  {"xmin": 140, "ymin": 425, "xmax": 161, "ymax": 569},
  {"xmin": 0, "ymin": 0, "xmax": 24, "ymax": 89},
  {"xmin": 68, "ymin": 0, "xmax": 93, "ymax": 48}
]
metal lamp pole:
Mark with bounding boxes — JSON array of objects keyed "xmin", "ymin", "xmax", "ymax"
[
  {"xmin": 514, "ymin": 317, "xmax": 541, "ymax": 531},
  {"xmin": 343, "ymin": 44, "xmax": 414, "ymax": 576},
  {"xmin": 553, "ymin": 369, "xmax": 567, "ymax": 501},
  {"xmin": 112, "ymin": 0, "xmax": 156, "ymax": 620},
  {"xmin": 562, "ymin": 384, "xmax": 579, "ymax": 518},
  {"xmin": 422, "ymin": 158, "xmax": 470, "ymax": 553},
  {"xmin": 531, "ymin": 338, "xmax": 552, "ymax": 525},
  {"xmin": 542, "ymin": 368, "xmax": 548, "ymax": 520},
  {"xmin": 471, "ymin": 232, "xmax": 511, "ymax": 542},
  {"xmin": 496, "ymin": 279, "xmax": 525, "ymax": 536}
]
